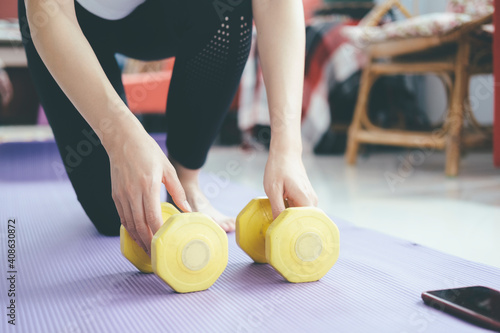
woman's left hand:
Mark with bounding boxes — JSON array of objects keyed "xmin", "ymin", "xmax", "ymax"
[{"xmin": 264, "ymin": 150, "xmax": 318, "ymax": 219}]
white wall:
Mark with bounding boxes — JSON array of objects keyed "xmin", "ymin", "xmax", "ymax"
[{"xmin": 375, "ymin": 0, "xmax": 494, "ymax": 125}]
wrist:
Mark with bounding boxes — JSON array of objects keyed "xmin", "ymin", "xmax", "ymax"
[
  {"xmin": 98, "ymin": 109, "xmax": 146, "ymax": 153},
  {"xmin": 269, "ymin": 136, "xmax": 302, "ymax": 158},
  {"xmin": 270, "ymin": 124, "xmax": 302, "ymax": 156},
  {"xmin": 268, "ymin": 104, "xmax": 302, "ymax": 152}
]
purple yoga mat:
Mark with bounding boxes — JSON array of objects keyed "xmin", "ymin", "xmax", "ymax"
[{"xmin": 1, "ymin": 137, "xmax": 499, "ymax": 333}]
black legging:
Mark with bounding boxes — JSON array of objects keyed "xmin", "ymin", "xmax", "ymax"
[{"xmin": 18, "ymin": 0, "xmax": 253, "ymax": 235}]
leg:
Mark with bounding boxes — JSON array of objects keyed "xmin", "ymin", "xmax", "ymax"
[
  {"xmin": 165, "ymin": 0, "xmax": 254, "ymax": 231},
  {"xmin": 18, "ymin": 1, "xmax": 127, "ymax": 235}
]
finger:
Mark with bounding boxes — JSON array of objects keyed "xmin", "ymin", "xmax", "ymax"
[
  {"xmin": 112, "ymin": 193, "xmax": 127, "ymax": 227},
  {"xmin": 163, "ymin": 166, "xmax": 192, "ymax": 213},
  {"xmin": 118, "ymin": 196, "xmax": 147, "ymax": 251},
  {"xmin": 287, "ymin": 192, "xmax": 312, "ymax": 208},
  {"xmin": 129, "ymin": 197, "xmax": 154, "ymax": 255},
  {"xmin": 286, "ymin": 184, "xmax": 317, "ymax": 208},
  {"xmin": 143, "ymin": 182, "xmax": 163, "ymax": 235},
  {"xmin": 268, "ymin": 185, "xmax": 286, "ymax": 219}
]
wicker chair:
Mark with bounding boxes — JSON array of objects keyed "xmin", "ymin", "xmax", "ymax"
[{"xmin": 344, "ymin": 0, "xmax": 493, "ymax": 176}]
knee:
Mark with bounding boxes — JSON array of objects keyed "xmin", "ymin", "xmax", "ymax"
[
  {"xmin": 93, "ymin": 218, "xmax": 121, "ymax": 236},
  {"xmin": 209, "ymin": 1, "xmax": 254, "ymax": 67},
  {"xmin": 77, "ymin": 193, "xmax": 121, "ymax": 236}
]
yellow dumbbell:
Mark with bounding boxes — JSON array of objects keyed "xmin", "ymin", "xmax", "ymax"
[
  {"xmin": 120, "ymin": 202, "xmax": 228, "ymax": 293},
  {"xmin": 236, "ymin": 197, "xmax": 340, "ymax": 283}
]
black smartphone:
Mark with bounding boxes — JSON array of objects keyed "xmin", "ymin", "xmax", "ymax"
[{"xmin": 422, "ymin": 286, "xmax": 500, "ymax": 331}]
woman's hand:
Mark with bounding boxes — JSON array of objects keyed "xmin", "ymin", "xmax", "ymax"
[
  {"xmin": 107, "ymin": 130, "xmax": 191, "ymax": 255},
  {"xmin": 264, "ymin": 148, "xmax": 318, "ymax": 219},
  {"xmin": 253, "ymin": 0, "xmax": 314, "ymax": 217}
]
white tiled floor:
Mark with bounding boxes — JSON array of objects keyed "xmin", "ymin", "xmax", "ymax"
[
  {"xmin": 2, "ymin": 125, "xmax": 500, "ymax": 268},
  {"xmin": 203, "ymin": 145, "xmax": 500, "ymax": 269}
]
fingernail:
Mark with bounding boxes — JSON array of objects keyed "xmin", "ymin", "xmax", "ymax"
[{"xmin": 183, "ymin": 200, "xmax": 192, "ymax": 212}]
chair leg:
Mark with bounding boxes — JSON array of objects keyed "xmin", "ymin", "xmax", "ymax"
[
  {"xmin": 345, "ymin": 132, "xmax": 360, "ymax": 165},
  {"xmin": 346, "ymin": 68, "xmax": 375, "ymax": 165},
  {"xmin": 445, "ymin": 41, "xmax": 470, "ymax": 177}
]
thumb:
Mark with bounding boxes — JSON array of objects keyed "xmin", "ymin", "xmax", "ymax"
[
  {"xmin": 163, "ymin": 167, "xmax": 192, "ymax": 213},
  {"xmin": 268, "ymin": 186, "xmax": 286, "ymax": 219}
]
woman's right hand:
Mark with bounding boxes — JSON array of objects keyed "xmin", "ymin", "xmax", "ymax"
[
  {"xmin": 25, "ymin": 0, "xmax": 190, "ymax": 252},
  {"xmin": 107, "ymin": 129, "xmax": 191, "ymax": 255}
]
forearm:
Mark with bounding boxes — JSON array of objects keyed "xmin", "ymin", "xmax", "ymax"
[
  {"xmin": 252, "ymin": 0, "xmax": 305, "ymax": 154},
  {"xmin": 26, "ymin": 0, "xmax": 143, "ymax": 149}
]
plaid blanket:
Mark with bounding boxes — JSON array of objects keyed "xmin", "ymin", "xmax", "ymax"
[{"xmin": 237, "ymin": 17, "xmax": 365, "ymax": 150}]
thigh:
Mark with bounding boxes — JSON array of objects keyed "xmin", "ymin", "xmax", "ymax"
[
  {"xmin": 165, "ymin": 0, "xmax": 253, "ymax": 169},
  {"xmin": 18, "ymin": 0, "xmax": 123, "ymax": 236}
]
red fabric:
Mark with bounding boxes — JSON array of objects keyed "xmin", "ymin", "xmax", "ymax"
[
  {"xmin": 122, "ymin": 59, "xmax": 174, "ymax": 114},
  {"xmin": 494, "ymin": 0, "xmax": 500, "ymax": 166},
  {"xmin": 302, "ymin": 20, "xmax": 359, "ymax": 120},
  {"xmin": 161, "ymin": 58, "xmax": 175, "ymax": 71},
  {"xmin": 303, "ymin": 0, "xmax": 322, "ymax": 22},
  {"xmin": 0, "ymin": 0, "xmax": 17, "ymax": 19},
  {"xmin": 123, "ymin": 71, "xmax": 171, "ymax": 114}
]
